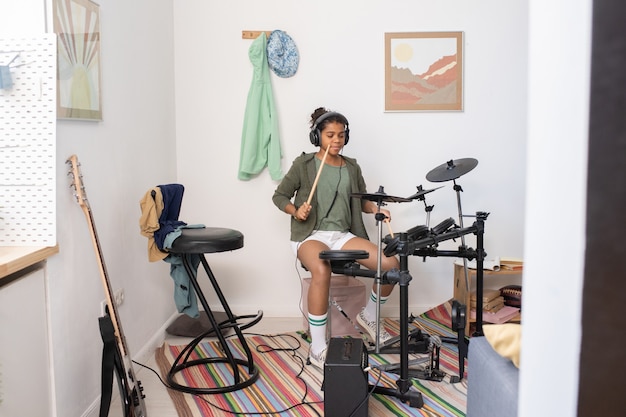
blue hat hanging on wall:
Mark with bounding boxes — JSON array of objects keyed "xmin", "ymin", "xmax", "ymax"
[{"xmin": 267, "ymin": 30, "xmax": 299, "ymax": 78}]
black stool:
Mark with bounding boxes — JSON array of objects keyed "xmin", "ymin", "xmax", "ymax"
[
  {"xmin": 319, "ymin": 250, "xmax": 375, "ymax": 278},
  {"xmin": 165, "ymin": 227, "xmax": 262, "ymax": 394}
]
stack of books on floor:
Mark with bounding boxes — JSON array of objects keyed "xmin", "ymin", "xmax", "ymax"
[
  {"xmin": 499, "ymin": 258, "xmax": 523, "ymax": 271},
  {"xmin": 470, "ymin": 288, "xmax": 520, "ymax": 324}
]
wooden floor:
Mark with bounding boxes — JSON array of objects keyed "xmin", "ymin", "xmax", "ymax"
[{"xmin": 109, "ymin": 317, "xmax": 304, "ymax": 417}]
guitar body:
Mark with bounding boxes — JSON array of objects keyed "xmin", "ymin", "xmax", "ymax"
[
  {"xmin": 68, "ymin": 155, "xmax": 148, "ymax": 417},
  {"xmin": 98, "ymin": 312, "xmax": 139, "ymax": 417}
]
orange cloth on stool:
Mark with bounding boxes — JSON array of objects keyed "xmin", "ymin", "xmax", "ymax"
[{"xmin": 139, "ymin": 187, "xmax": 168, "ymax": 262}]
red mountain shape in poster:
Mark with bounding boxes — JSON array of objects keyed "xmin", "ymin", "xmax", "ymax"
[{"xmin": 390, "ymin": 54, "xmax": 458, "ymax": 105}]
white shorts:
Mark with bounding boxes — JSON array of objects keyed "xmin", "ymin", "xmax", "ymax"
[{"xmin": 291, "ymin": 230, "xmax": 357, "ymax": 256}]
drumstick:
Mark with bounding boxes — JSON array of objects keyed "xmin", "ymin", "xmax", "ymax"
[
  {"xmin": 385, "ymin": 218, "xmax": 395, "ymax": 238},
  {"xmin": 306, "ymin": 145, "xmax": 330, "ymax": 205}
]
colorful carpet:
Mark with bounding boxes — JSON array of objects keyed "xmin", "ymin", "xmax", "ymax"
[{"xmin": 155, "ymin": 301, "xmax": 467, "ymax": 416}]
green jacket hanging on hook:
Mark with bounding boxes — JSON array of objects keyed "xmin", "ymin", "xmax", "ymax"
[{"xmin": 238, "ymin": 32, "xmax": 283, "ymax": 181}]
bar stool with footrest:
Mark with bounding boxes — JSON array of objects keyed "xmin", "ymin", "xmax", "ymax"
[
  {"xmin": 142, "ymin": 184, "xmax": 263, "ymax": 395},
  {"xmin": 166, "ymin": 227, "xmax": 263, "ymax": 394}
]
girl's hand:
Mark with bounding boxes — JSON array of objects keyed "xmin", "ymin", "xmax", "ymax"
[
  {"xmin": 380, "ymin": 208, "xmax": 392, "ymax": 222},
  {"xmin": 294, "ymin": 202, "xmax": 312, "ymax": 221},
  {"xmin": 365, "ymin": 201, "xmax": 392, "ymax": 221}
]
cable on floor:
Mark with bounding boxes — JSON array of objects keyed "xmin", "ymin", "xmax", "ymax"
[{"xmin": 133, "ymin": 331, "xmax": 323, "ymax": 416}]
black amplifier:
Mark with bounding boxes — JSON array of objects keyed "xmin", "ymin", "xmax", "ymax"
[{"xmin": 323, "ymin": 337, "xmax": 369, "ymax": 417}]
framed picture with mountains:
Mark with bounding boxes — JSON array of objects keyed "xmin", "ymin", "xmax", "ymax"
[{"xmin": 385, "ymin": 32, "xmax": 463, "ymax": 111}]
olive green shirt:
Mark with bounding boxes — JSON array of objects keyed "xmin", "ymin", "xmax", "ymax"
[
  {"xmin": 314, "ymin": 158, "xmax": 351, "ymax": 232},
  {"xmin": 272, "ymin": 152, "xmax": 370, "ymax": 242}
]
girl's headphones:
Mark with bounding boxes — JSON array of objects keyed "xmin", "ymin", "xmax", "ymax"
[{"xmin": 309, "ymin": 111, "xmax": 350, "ymax": 146}]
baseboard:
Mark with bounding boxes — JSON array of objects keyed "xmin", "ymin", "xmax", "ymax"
[
  {"xmin": 133, "ymin": 310, "xmax": 180, "ymax": 365},
  {"xmin": 81, "ymin": 398, "xmax": 100, "ymax": 417}
]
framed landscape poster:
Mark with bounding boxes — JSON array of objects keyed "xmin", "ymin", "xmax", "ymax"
[
  {"xmin": 53, "ymin": 0, "xmax": 102, "ymax": 120},
  {"xmin": 385, "ymin": 32, "xmax": 463, "ymax": 111}
]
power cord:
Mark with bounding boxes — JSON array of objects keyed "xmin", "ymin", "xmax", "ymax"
[{"xmin": 347, "ymin": 365, "xmax": 383, "ymax": 417}]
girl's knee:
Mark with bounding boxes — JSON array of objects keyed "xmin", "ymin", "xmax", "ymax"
[
  {"xmin": 309, "ymin": 272, "xmax": 331, "ymax": 287},
  {"xmin": 382, "ymin": 256, "xmax": 400, "ymax": 270},
  {"xmin": 307, "ymin": 261, "xmax": 331, "ymax": 277}
]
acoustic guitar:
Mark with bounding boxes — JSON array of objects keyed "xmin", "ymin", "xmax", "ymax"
[{"xmin": 67, "ymin": 155, "xmax": 147, "ymax": 417}]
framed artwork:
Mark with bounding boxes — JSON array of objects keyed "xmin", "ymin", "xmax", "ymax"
[
  {"xmin": 385, "ymin": 32, "xmax": 463, "ymax": 111},
  {"xmin": 53, "ymin": 0, "xmax": 102, "ymax": 120}
]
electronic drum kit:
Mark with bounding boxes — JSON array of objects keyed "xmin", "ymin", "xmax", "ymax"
[{"xmin": 320, "ymin": 158, "xmax": 490, "ymax": 408}]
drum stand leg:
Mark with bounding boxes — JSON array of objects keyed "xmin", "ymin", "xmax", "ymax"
[
  {"xmin": 370, "ymin": 232, "xmax": 424, "ymax": 408},
  {"xmin": 453, "ymin": 180, "xmax": 472, "ymax": 320},
  {"xmin": 374, "ymin": 211, "xmax": 384, "ymax": 353}
]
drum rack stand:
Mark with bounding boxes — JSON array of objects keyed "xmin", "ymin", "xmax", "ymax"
[
  {"xmin": 392, "ymin": 211, "xmax": 490, "ymax": 383},
  {"xmin": 329, "ymin": 211, "xmax": 488, "ymax": 408}
]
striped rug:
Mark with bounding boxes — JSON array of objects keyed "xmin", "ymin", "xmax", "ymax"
[{"xmin": 155, "ymin": 301, "xmax": 467, "ymax": 416}]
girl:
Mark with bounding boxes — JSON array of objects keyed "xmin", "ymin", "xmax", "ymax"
[{"xmin": 272, "ymin": 107, "xmax": 399, "ymax": 368}]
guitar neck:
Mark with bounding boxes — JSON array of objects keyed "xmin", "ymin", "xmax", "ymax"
[{"xmin": 83, "ymin": 204, "xmax": 130, "ymax": 357}]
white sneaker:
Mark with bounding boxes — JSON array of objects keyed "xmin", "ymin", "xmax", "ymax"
[
  {"xmin": 308, "ymin": 347, "xmax": 327, "ymax": 370},
  {"xmin": 357, "ymin": 308, "xmax": 392, "ymax": 345}
]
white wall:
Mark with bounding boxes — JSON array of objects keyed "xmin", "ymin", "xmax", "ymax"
[
  {"xmin": 520, "ymin": 1, "xmax": 591, "ymax": 415},
  {"xmin": 173, "ymin": 0, "xmax": 529, "ymax": 318},
  {"xmin": 50, "ymin": 1, "xmax": 179, "ymax": 414},
  {"xmin": 3, "ymin": 1, "xmax": 180, "ymax": 416},
  {"xmin": 1, "ymin": 0, "xmax": 46, "ymax": 35}
]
